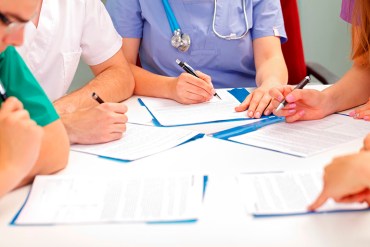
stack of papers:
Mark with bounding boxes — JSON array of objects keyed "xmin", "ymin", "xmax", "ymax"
[
  {"xmin": 12, "ymin": 174, "xmax": 207, "ymax": 225},
  {"xmin": 237, "ymin": 171, "xmax": 369, "ymax": 217},
  {"xmin": 71, "ymin": 123, "xmax": 201, "ymax": 161}
]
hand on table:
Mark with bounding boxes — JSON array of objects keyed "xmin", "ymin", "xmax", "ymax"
[{"xmin": 349, "ymin": 97, "xmax": 370, "ymax": 121}]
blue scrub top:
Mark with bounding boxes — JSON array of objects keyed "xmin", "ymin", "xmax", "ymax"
[{"xmin": 106, "ymin": 0, "xmax": 287, "ymax": 88}]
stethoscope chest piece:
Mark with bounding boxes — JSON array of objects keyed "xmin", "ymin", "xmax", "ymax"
[{"xmin": 171, "ymin": 30, "xmax": 191, "ymax": 52}]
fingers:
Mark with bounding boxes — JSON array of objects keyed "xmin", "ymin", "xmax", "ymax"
[
  {"xmin": 269, "ymin": 86, "xmax": 293, "ymax": 103},
  {"xmin": 308, "ymin": 191, "xmax": 328, "ymax": 211},
  {"xmin": 247, "ymin": 91, "xmax": 271, "ymax": 118},
  {"xmin": 178, "ymin": 73, "xmax": 214, "ymax": 99},
  {"xmin": 363, "ymin": 134, "xmax": 370, "ymax": 152},
  {"xmin": 351, "ymin": 110, "xmax": 370, "ymax": 121},
  {"xmin": 100, "ymin": 102, "xmax": 128, "ymax": 114},
  {"xmin": 235, "ymin": 94, "xmax": 252, "ymax": 112},
  {"xmin": 0, "ymin": 97, "xmax": 23, "ymax": 114}
]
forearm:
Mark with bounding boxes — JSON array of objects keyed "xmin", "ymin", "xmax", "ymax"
[
  {"xmin": 323, "ymin": 64, "xmax": 370, "ymax": 114},
  {"xmin": 19, "ymin": 120, "xmax": 70, "ymax": 186},
  {"xmin": 0, "ymin": 167, "xmax": 26, "ymax": 197},
  {"xmin": 54, "ymin": 65, "xmax": 134, "ymax": 114},
  {"xmin": 255, "ymin": 55, "xmax": 288, "ymax": 88},
  {"xmin": 130, "ymin": 64, "xmax": 175, "ymax": 99}
]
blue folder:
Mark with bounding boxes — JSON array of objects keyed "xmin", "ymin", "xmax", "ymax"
[{"xmin": 211, "ymin": 116, "xmax": 286, "ymax": 140}]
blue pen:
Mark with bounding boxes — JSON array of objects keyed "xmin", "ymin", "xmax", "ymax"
[{"xmin": 211, "ymin": 116, "xmax": 285, "ymax": 140}]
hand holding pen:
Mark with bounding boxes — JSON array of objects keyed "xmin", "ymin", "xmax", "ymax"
[
  {"xmin": 173, "ymin": 59, "xmax": 218, "ymax": 104},
  {"xmin": 0, "ymin": 79, "xmax": 8, "ymax": 102},
  {"xmin": 269, "ymin": 76, "xmax": 332, "ymax": 123}
]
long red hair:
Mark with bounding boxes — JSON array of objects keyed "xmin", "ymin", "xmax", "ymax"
[{"xmin": 352, "ymin": 0, "xmax": 370, "ymax": 66}]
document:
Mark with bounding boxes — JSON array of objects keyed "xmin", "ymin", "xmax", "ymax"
[
  {"xmin": 139, "ymin": 89, "xmax": 250, "ymax": 126},
  {"xmin": 229, "ymin": 114, "xmax": 370, "ymax": 157},
  {"xmin": 237, "ymin": 171, "xmax": 369, "ymax": 217},
  {"xmin": 71, "ymin": 123, "xmax": 200, "ymax": 161},
  {"xmin": 13, "ymin": 174, "xmax": 207, "ymax": 225}
]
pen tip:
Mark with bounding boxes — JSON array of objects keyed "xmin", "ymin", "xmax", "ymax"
[{"xmin": 92, "ymin": 92, "xmax": 97, "ymax": 99}]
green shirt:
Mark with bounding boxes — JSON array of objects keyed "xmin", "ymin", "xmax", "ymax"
[{"xmin": 0, "ymin": 46, "xmax": 59, "ymax": 127}]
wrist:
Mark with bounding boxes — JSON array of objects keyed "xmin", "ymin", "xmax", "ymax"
[
  {"xmin": 164, "ymin": 77, "xmax": 178, "ymax": 100},
  {"xmin": 59, "ymin": 113, "xmax": 76, "ymax": 144}
]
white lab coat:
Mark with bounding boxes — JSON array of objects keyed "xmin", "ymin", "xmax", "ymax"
[{"xmin": 17, "ymin": 0, "xmax": 122, "ymax": 102}]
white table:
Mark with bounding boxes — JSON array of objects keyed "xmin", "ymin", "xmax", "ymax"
[{"xmin": 2, "ymin": 86, "xmax": 370, "ymax": 247}]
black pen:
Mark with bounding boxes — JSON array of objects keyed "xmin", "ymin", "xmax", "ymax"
[
  {"xmin": 92, "ymin": 92, "xmax": 105, "ymax": 104},
  {"xmin": 0, "ymin": 79, "xmax": 8, "ymax": 101},
  {"xmin": 176, "ymin": 59, "xmax": 221, "ymax": 99},
  {"xmin": 275, "ymin": 76, "xmax": 311, "ymax": 112}
]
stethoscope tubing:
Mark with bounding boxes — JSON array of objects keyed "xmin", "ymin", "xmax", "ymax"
[{"xmin": 162, "ymin": 0, "xmax": 180, "ymax": 32}]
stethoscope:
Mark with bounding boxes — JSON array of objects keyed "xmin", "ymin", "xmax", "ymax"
[{"xmin": 162, "ymin": 0, "xmax": 250, "ymax": 52}]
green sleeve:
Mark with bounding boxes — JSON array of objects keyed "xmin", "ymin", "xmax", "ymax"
[{"xmin": 0, "ymin": 47, "xmax": 59, "ymax": 127}]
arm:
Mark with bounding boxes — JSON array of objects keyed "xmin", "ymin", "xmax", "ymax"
[
  {"xmin": 54, "ymin": 49, "xmax": 135, "ymax": 114},
  {"xmin": 235, "ymin": 36, "xmax": 288, "ymax": 118},
  {"xmin": 19, "ymin": 119, "xmax": 70, "ymax": 187},
  {"xmin": 123, "ymin": 38, "xmax": 214, "ymax": 104},
  {"xmin": 52, "ymin": 49, "xmax": 133, "ymax": 144},
  {"xmin": 0, "ymin": 97, "xmax": 44, "ymax": 197}
]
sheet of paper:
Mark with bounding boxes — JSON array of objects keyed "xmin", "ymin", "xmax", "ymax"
[
  {"xmin": 71, "ymin": 124, "xmax": 200, "ymax": 161},
  {"xmin": 237, "ymin": 171, "xmax": 368, "ymax": 216},
  {"xmin": 230, "ymin": 114, "xmax": 370, "ymax": 157},
  {"xmin": 14, "ymin": 174, "xmax": 206, "ymax": 225},
  {"xmin": 123, "ymin": 96, "xmax": 154, "ymax": 125},
  {"xmin": 140, "ymin": 89, "xmax": 250, "ymax": 126}
]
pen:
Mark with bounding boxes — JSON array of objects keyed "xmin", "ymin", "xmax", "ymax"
[
  {"xmin": 275, "ymin": 76, "xmax": 311, "ymax": 112},
  {"xmin": 0, "ymin": 79, "xmax": 8, "ymax": 101},
  {"xmin": 211, "ymin": 116, "xmax": 285, "ymax": 140},
  {"xmin": 176, "ymin": 59, "xmax": 221, "ymax": 99},
  {"xmin": 92, "ymin": 92, "xmax": 105, "ymax": 104}
]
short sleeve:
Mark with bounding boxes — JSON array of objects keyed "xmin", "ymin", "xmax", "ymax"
[
  {"xmin": 251, "ymin": 0, "xmax": 287, "ymax": 43},
  {"xmin": 80, "ymin": 0, "xmax": 122, "ymax": 66},
  {"xmin": 340, "ymin": 0, "xmax": 354, "ymax": 23},
  {"xmin": 0, "ymin": 47, "xmax": 59, "ymax": 127},
  {"xmin": 106, "ymin": 0, "xmax": 144, "ymax": 38}
]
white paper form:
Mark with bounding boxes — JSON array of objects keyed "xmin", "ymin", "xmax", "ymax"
[
  {"xmin": 237, "ymin": 171, "xmax": 369, "ymax": 217},
  {"xmin": 140, "ymin": 89, "xmax": 250, "ymax": 126},
  {"xmin": 71, "ymin": 124, "xmax": 200, "ymax": 161},
  {"xmin": 230, "ymin": 114, "xmax": 370, "ymax": 157},
  {"xmin": 14, "ymin": 174, "xmax": 206, "ymax": 225}
]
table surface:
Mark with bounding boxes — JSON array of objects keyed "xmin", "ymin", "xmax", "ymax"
[{"xmin": 2, "ymin": 86, "xmax": 370, "ymax": 247}]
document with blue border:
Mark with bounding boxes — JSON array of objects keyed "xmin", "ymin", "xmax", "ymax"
[
  {"xmin": 237, "ymin": 171, "xmax": 369, "ymax": 217},
  {"xmin": 12, "ymin": 174, "xmax": 207, "ymax": 225},
  {"xmin": 229, "ymin": 114, "xmax": 370, "ymax": 157},
  {"xmin": 139, "ymin": 89, "xmax": 252, "ymax": 127},
  {"xmin": 71, "ymin": 123, "xmax": 201, "ymax": 161}
]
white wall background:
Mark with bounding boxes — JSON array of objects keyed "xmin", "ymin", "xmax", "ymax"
[{"xmin": 69, "ymin": 0, "xmax": 353, "ymax": 92}]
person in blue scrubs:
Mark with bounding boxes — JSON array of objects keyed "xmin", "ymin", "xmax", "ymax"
[{"xmin": 106, "ymin": 0, "xmax": 288, "ymax": 119}]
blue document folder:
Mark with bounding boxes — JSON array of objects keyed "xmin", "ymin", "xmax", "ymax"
[{"xmin": 139, "ymin": 88, "xmax": 269, "ymax": 127}]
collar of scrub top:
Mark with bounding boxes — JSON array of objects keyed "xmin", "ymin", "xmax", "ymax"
[
  {"xmin": 162, "ymin": 0, "xmax": 191, "ymax": 52},
  {"xmin": 212, "ymin": 0, "xmax": 250, "ymax": 40}
]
